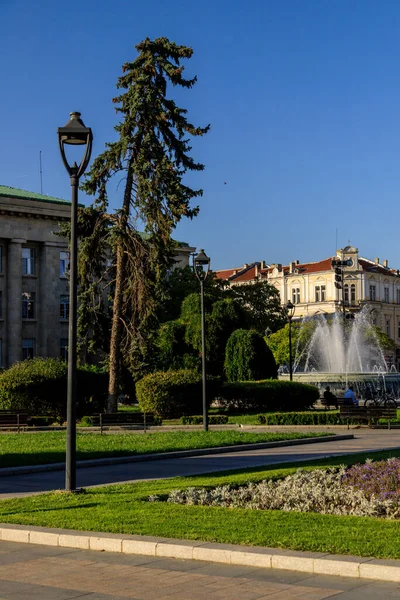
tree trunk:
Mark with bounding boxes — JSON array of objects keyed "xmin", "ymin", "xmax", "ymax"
[{"xmin": 107, "ymin": 164, "xmax": 134, "ymax": 413}]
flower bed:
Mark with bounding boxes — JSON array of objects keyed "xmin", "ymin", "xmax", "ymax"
[{"xmin": 152, "ymin": 458, "xmax": 400, "ymax": 519}]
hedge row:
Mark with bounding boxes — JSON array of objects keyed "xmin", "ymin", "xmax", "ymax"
[
  {"xmin": 256, "ymin": 411, "xmax": 341, "ymax": 425},
  {"xmin": 0, "ymin": 358, "xmax": 108, "ymax": 418},
  {"xmin": 180, "ymin": 415, "xmax": 229, "ymax": 425},
  {"xmin": 136, "ymin": 369, "xmax": 319, "ymax": 418}
]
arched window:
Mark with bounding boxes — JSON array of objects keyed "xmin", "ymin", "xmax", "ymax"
[
  {"xmin": 343, "ymin": 284, "xmax": 349, "ymax": 302},
  {"xmin": 350, "ymin": 284, "xmax": 356, "ymax": 303}
]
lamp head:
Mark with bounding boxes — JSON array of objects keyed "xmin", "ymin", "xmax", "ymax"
[
  {"xmin": 57, "ymin": 112, "xmax": 93, "ymax": 177},
  {"xmin": 193, "ymin": 249, "xmax": 210, "ymax": 281}
]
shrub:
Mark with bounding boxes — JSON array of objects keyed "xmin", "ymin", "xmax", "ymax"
[
  {"xmin": 218, "ymin": 380, "xmax": 319, "ymax": 412},
  {"xmin": 164, "ymin": 466, "xmax": 398, "ymax": 518},
  {"xmin": 180, "ymin": 414, "xmax": 229, "ymax": 425},
  {"xmin": 256, "ymin": 411, "xmax": 341, "ymax": 425},
  {"xmin": 136, "ymin": 369, "xmax": 221, "ymax": 418},
  {"xmin": 224, "ymin": 329, "xmax": 277, "ymax": 382},
  {"xmin": 0, "ymin": 358, "xmax": 108, "ymax": 418}
]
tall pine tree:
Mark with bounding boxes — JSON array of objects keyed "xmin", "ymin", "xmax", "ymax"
[{"xmin": 81, "ymin": 37, "xmax": 209, "ymax": 411}]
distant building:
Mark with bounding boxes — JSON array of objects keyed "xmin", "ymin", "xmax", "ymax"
[
  {"xmin": 216, "ymin": 246, "xmax": 400, "ymax": 367},
  {"xmin": 0, "ymin": 185, "xmax": 194, "ymax": 367}
]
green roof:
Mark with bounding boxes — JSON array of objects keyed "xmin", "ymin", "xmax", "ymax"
[{"xmin": 0, "ymin": 185, "xmax": 70, "ymax": 206}]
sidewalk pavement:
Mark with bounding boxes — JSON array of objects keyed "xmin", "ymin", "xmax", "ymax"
[{"xmin": 1, "ymin": 536, "xmax": 400, "ymax": 598}]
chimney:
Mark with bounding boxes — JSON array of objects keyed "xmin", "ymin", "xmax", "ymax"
[
  {"xmin": 277, "ymin": 263, "xmax": 282, "ymax": 272},
  {"xmin": 261, "ymin": 260, "xmax": 267, "ymax": 270},
  {"xmin": 243, "ymin": 263, "xmax": 249, "ymax": 268},
  {"xmin": 383, "ymin": 259, "xmax": 388, "ymax": 268},
  {"xmin": 254, "ymin": 264, "xmax": 259, "ymax": 277},
  {"xmin": 289, "ymin": 261, "xmax": 296, "ymax": 273},
  {"xmin": 375, "ymin": 258, "xmax": 379, "ymax": 265},
  {"xmin": 296, "ymin": 259, "xmax": 300, "ymax": 265}
]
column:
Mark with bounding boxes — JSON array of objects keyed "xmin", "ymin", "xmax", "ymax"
[{"xmin": 7, "ymin": 239, "xmax": 25, "ymax": 365}]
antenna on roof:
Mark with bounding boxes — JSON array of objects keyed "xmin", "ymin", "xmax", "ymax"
[{"xmin": 39, "ymin": 151, "xmax": 43, "ymax": 195}]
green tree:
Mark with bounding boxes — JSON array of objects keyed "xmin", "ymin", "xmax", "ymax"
[
  {"xmin": 224, "ymin": 329, "xmax": 277, "ymax": 381},
  {"xmin": 267, "ymin": 321, "xmax": 316, "ymax": 367},
  {"xmin": 227, "ymin": 281, "xmax": 286, "ymax": 334},
  {"xmin": 365, "ymin": 325, "xmax": 396, "ymax": 351},
  {"xmin": 80, "ymin": 37, "xmax": 209, "ymax": 411}
]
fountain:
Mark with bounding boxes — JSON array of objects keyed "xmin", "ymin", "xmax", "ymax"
[{"xmin": 280, "ymin": 307, "xmax": 400, "ymax": 399}]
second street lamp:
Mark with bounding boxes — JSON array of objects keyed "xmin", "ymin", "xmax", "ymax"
[
  {"xmin": 57, "ymin": 112, "xmax": 93, "ymax": 492},
  {"xmin": 285, "ymin": 300, "xmax": 296, "ymax": 381},
  {"xmin": 193, "ymin": 249, "xmax": 211, "ymax": 432}
]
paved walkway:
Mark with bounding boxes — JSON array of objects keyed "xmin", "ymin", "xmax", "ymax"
[
  {"xmin": 1, "ymin": 540, "xmax": 400, "ymax": 599},
  {"xmin": 1, "ymin": 428, "xmax": 400, "ymax": 499}
]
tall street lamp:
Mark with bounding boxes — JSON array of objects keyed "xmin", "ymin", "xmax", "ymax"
[
  {"xmin": 285, "ymin": 300, "xmax": 296, "ymax": 381},
  {"xmin": 58, "ymin": 112, "xmax": 93, "ymax": 492},
  {"xmin": 193, "ymin": 249, "xmax": 211, "ymax": 432}
]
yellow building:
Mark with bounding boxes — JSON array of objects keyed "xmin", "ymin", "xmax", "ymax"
[{"xmin": 216, "ymin": 246, "xmax": 400, "ymax": 366}]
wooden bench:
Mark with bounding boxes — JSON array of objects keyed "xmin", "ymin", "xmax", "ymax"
[
  {"xmin": 0, "ymin": 411, "xmax": 28, "ymax": 432},
  {"xmin": 339, "ymin": 405, "xmax": 397, "ymax": 429},
  {"xmin": 98, "ymin": 413, "xmax": 157, "ymax": 433},
  {"xmin": 320, "ymin": 397, "xmax": 347, "ymax": 410}
]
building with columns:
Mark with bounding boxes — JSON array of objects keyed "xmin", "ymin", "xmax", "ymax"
[
  {"xmin": 216, "ymin": 246, "xmax": 400, "ymax": 368},
  {"xmin": 0, "ymin": 185, "xmax": 195, "ymax": 368}
]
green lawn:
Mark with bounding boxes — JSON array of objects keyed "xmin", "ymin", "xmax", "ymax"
[
  {"xmin": 2, "ymin": 448, "xmax": 400, "ymax": 558},
  {"xmin": 0, "ymin": 430, "xmax": 327, "ymax": 468}
]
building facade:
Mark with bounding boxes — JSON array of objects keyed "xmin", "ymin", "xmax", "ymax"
[
  {"xmin": 0, "ymin": 185, "xmax": 195, "ymax": 368},
  {"xmin": 216, "ymin": 246, "xmax": 400, "ymax": 366}
]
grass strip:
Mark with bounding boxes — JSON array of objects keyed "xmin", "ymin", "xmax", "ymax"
[
  {"xmin": 2, "ymin": 448, "xmax": 400, "ymax": 559},
  {"xmin": 0, "ymin": 430, "xmax": 327, "ymax": 468}
]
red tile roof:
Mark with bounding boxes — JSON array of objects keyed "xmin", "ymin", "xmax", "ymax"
[{"xmin": 358, "ymin": 258, "xmax": 396, "ymax": 277}]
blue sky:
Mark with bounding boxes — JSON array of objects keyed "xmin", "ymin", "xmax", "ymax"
[{"xmin": 1, "ymin": 0, "xmax": 400, "ymax": 269}]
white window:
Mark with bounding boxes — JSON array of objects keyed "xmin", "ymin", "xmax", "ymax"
[
  {"xmin": 60, "ymin": 295, "xmax": 69, "ymax": 320},
  {"xmin": 370, "ymin": 285, "xmax": 376, "ymax": 301},
  {"xmin": 22, "ymin": 248, "xmax": 36, "ymax": 275},
  {"xmin": 384, "ymin": 287, "xmax": 389, "ymax": 303},
  {"xmin": 386, "ymin": 318, "xmax": 391, "ymax": 337},
  {"xmin": 22, "ymin": 292, "xmax": 35, "ymax": 319},
  {"xmin": 22, "ymin": 338, "xmax": 35, "ymax": 360},
  {"xmin": 60, "ymin": 338, "xmax": 68, "ymax": 361},
  {"xmin": 396, "ymin": 289, "xmax": 400, "ymax": 305},
  {"xmin": 60, "ymin": 251, "xmax": 70, "ymax": 277},
  {"xmin": 315, "ymin": 285, "xmax": 325, "ymax": 302},
  {"xmin": 350, "ymin": 284, "xmax": 356, "ymax": 303},
  {"xmin": 343, "ymin": 285, "xmax": 349, "ymax": 303},
  {"xmin": 292, "ymin": 288, "xmax": 300, "ymax": 304}
]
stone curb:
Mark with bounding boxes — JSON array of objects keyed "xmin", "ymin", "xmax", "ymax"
[
  {"xmin": 0, "ymin": 434, "xmax": 353, "ymax": 477},
  {"xmin": 0, "ymin": 523, "xmax": 398, "ymax": 582}
]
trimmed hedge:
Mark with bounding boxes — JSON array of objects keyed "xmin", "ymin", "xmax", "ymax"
[
  {"xmin": 218, "ymin": 380, "xmax": 320, "ymax": 412},
  {"xmin": 180, "ymin": 414, "xmax": 229, "ymax": 425},
  {"xmin": 136, "ymin": 369, "xmax": 221, "ymax": 418},
  {"xmin": 256, "ymin": 411, "xmax": 341, "ymax": 425},
  {"xmin": 136, "ymin": 370, "xmax": 319, "ymax": 418},
  {"xmin": 0, "ymin": 358, "xmax": 108, "ymax": 418}
]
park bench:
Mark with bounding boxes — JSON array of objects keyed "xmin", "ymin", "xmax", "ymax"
[
  {"xmin": 320, "ymin": 397, "xmax": 347, "ymax": 410},
  {"xmin": 98, "ymin": 412, "xmax": 157, "ymax": 433},
  {"xmin": 0, "ymin": 411, "xmax": 28, "ymax": 432},
  {"xmin": 339, "ymin": 405, "xmax": 397, "ymax": 430}
]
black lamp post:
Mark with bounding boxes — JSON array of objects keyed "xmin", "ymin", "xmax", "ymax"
[
  {"xmin": 193, "ymin": 249, "xmax": 211, "ymax": 432},
  {"xmin": 285, "ymin": 300, "xmax": 296, "ymax": 381},
  {"xmin": 57, "ymin": 112, "xmax": 92, "ymax": 492}
]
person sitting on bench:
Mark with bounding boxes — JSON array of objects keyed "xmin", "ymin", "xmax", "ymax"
[
  {"xmin": 344, "ymin": 385, "xmax": 358, "ymax": 406},
  {"xmin": 323, "ymin": 386, "xmax": 338, "ymax": 409}
]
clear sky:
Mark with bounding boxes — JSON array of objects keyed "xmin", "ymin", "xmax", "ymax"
[{"xmin": 1, "ymin": 0, "xmax": 400, "ymax": 270}]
